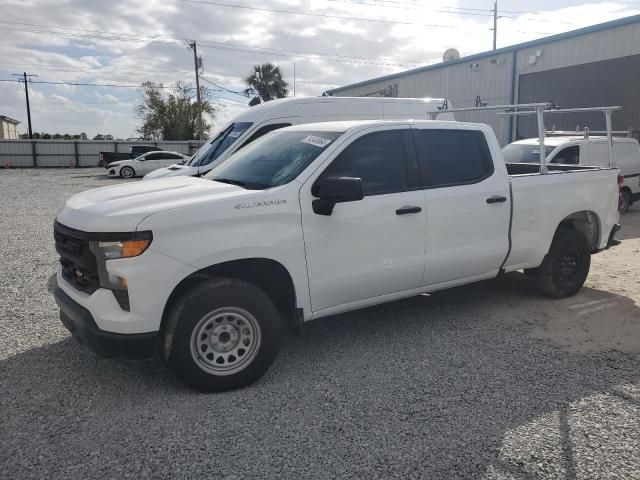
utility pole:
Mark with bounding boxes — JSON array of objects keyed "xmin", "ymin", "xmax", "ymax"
[
  {"xmin": 492, "ymin": 1, "xmax": 498, "ymax": 50},
  {"xmin": 189, "ymin": 41, "xmax": 203, "ymax": 140},
  {"xmin": 13, "ymin": 72, "xmax": 36, "ymax": 139}
]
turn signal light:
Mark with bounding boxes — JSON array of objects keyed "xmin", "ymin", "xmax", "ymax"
[{"xmin": 122, "ymin": 240, "xmax": 151, "ymax": 258}]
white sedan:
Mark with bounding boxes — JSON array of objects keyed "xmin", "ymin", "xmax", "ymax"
[{"xmin": 108, "ymin": 151, "xmax": 189, "ymax": 178}]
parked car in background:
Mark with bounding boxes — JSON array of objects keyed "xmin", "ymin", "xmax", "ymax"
[
  {"xmin": 143, "ymin": 96, "xmax": 455, "ymax": 180},
  {"xmin": 108, "ymin": 151, "xmax": 188, "ymax": 178},
  {"xmin": 99, "ymin": 145, "xmax": 163, "ymax": 168},
  {"xmin": 54, "ymin": 119, "xmax": 620, "ymax": 392},
  {"xmin": 503, "ymin": 135, "xmax": 640, "ymax": 212}
]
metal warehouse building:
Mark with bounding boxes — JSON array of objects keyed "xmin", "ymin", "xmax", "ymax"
[{"xmin": 327, "ymin": 14, "xmax": 640, "ymax": 145}]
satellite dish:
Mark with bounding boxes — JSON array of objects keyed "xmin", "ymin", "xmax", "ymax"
[{"xmin": 443, "ymin": 48, "xmax": 461, "ymax": 62}]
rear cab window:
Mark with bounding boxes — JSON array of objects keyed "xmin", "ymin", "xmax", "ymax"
[{"xmin": 413, "ymin": 129, "xmax": 494, "ymax": 188}]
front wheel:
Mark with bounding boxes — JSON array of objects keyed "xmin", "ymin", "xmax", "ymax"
[
  {"xmin": 120, "ymin": 166, "xmax": 135, "ymax": 178},
  {"xmin": 164, "ymin": 278, "xmax": 282, "ymax": 392},
  {"xmin": 534, "ymin": 227, "xmax": 591, "ymax": 298}
]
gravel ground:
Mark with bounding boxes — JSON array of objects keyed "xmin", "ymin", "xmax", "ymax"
[{"xmin": 1, "ymin": 168, "xmax": 639, "ymax": 479}]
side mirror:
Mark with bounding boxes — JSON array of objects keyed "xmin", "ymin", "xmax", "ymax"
[{"xmin": 312, "ymin": 176, "xmax": 364, "ymax": 215}]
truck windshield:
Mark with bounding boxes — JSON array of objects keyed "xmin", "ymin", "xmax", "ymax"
[
  {"xmin": 190, "ymin": 122, "xmax": 253, "ymax": 168},
  {"xmin": 204, "ymin": 130, "xmax": 342, "ymax": 189},
  {"xmin": 502, "ymin": 144, "xmax": 555, "ymax": 163}
]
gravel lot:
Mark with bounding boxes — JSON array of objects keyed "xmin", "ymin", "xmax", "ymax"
[{"xmin": 1, "ymin": 168, "xmax": 639, "ymax": 479}]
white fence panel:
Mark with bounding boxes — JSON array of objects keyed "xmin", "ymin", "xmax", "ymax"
[
  {"xmin": 0, "ymin": 140, "xmax": 32, "ymax": 167},
  {"xmin": 0, "ymin": 140, "xmax": 206, "ymax": 167}
]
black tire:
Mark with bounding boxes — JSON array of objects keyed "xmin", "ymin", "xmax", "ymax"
[
  {"xmin": 619, "ymin": 189, "xmax": 632, "ymax": 214},
  {"xmin": 120, "ymin": 166, "xmax": 135, "ymax": 179},
  {"xmin": 534, "ymin": 227, "xmax": 591, "ymax": 298},
  {"xmin": 164, "ymin": 278, "xmax": 282, "ymax": 392}
]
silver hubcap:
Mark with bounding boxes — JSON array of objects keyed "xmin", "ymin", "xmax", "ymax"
[
  {"xmin": 122, "ymin": 168, "xmax": 133, "ymax": 178},
  {"xmin": 190, "ymin": 307, "xmax": 261, "ymax": 376}
]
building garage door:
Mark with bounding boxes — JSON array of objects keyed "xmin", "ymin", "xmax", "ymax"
[{"xmin": 516, "ymin": 54, "xmax": 640, "ymax": 141}]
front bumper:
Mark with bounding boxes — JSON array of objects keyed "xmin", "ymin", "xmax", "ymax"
[{"xmin": 54, "ymin": 285, "xmax": 159, "ymax": 359}]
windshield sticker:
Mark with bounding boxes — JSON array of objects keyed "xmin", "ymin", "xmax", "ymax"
[
  {"xmin": 301, "ymin": 135, "xmax": 332, "ymax": 148},
  {"xmin": 229, "ymin": 131, "xmax": 242, "ymax": 138}
]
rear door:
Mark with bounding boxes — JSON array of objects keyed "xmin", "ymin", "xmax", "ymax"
[
  {"xmin": 301, "ymin": 127, "xmax": 427, "ymax": 312},
  {"xmin": 413, "ymin": 127, "xmax": 510, "ymax": 286}
]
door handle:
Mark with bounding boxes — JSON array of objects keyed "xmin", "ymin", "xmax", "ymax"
[
  {"xmin": 396, "ymin": 206, "xmax": 422, "ymax": 215},
  {"xmin": 486, "ymin": 195, "xmax": 507, "ymax": 204}
]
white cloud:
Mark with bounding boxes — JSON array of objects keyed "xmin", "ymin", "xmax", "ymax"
[{"xmin": 0, "ymin": 0, "xmax": 639, "ymax": 138}]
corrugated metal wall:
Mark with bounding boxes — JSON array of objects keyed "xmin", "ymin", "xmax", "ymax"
[
  {"xmin": 516, "ymin": 54, "xmax": 640, "ymax": 139},
  {"xmin": 331, "ymin": 19, "xmax": 640, "ymax": 145},
  {"xmin": 332, "ymin": 54, "xmax": 516, "ymax": 144},
  {"xmin": 0, "ymin": 140, "xmax": 206, "ymax": 168}
]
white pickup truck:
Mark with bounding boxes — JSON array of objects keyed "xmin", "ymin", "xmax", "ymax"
[{"xmin": 54, "ymin": 119, "xmax": 621, "ymax": 391}]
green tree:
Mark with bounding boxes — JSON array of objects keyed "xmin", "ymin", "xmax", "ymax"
[
  {"xmin": 135, "ymin": 81, "xmax": 215, "ymax": 140},
  {"xmin": 245, "ymin": 63, "xmax": 288, "ymax": 103}
]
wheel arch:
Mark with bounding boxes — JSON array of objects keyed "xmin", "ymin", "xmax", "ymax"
[
  {"xmin": 160, "ymin": 257, "xmax": 299, "ymax": 337},
  {"xmin": 556, "ymin": 210, "xmax": 601, "ymax": 252}
]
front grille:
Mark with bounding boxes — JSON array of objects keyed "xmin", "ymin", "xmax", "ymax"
[{"xmin": 54, "ymin": 222, "xmax": 100, "ymax": 294}]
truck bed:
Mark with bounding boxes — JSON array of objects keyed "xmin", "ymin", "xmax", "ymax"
[{"xmin": 504, "ymin": 164, "xmax": 619, "ymax": 272}]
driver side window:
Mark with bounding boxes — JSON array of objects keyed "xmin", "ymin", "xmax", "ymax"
[
  {"xmin": 551, "ymin": 145, "xmax": 580, "ymax": 164},
  {"xmin": 319, "ymin": 130, "xmax": 412, "ymax": 196}
]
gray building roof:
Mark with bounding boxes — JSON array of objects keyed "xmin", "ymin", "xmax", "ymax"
[
  {"xmin": 0, "ymin": 115, "xmax": 20, "ymax": 125},
  {"xmin": 326, "ymin": 14, "xmax": 640, "ymax": 95}
]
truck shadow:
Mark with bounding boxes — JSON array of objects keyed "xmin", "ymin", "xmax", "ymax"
[{"xmin": 3, "ymin": 272, "xmax": 639, "ymax": 478}]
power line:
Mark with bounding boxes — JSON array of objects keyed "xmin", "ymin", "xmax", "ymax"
[
  {"xmin": 0, "ymin": 21, "xmax": 429, "ymax": 67},
  {"xmin": 177, "ymin": 0, "xmax": 455, "ymax": 28},
  {"xmin": 199, "ymin": 75, "xmax": 249, "ymax": 98},
  {"xmin": 0, "ymin": 78, "xmax": 171, "ymax": 88},
  {"xmin": 334, "ymin": 0, "xmax": 495, "ymax": 11},
  {"xmin": 0, "ymin": 61, "xmax": 339, "ymax": 89},
  {"xmin": 325, "ymin": 0, "xmax": 496, "ymax": 16}
]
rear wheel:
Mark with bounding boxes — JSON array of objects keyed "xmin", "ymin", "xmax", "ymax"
[
  {"xmin": 120, "ymin": 166, "xmax": 135, "ymax": 178},
  {"xmin": 534, "ymin": 227, "xmax": 591, "ymax": 298},
  {"xmin": 619, "ymin": 189, "xmax": 632, "ymax": 214},
  {"xmin": 164, "ymin": 278, "xmax": 282, "ymax": 392}
]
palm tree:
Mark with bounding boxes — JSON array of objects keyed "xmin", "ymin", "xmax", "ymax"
[{"xmin": 245, "ymin": 63, "xmax": 289, "ymax": 103}]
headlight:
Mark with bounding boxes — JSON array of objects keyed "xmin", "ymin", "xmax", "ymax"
[
  {"xmin": 97, "ymin": 239, "xmax": 152, "ymax": 259},
  {"xmin": 88, "ymin": 232, "xmax": 152, "ymax": 309}
]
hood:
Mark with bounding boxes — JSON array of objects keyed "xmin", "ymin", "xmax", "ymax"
[
  {"xmin": 143, "ymin": 164, "xmax": 200, "ymax": 179},
  {"xmin": 56, "ymin": 176, "xmax": 252, "ymax": 232}
]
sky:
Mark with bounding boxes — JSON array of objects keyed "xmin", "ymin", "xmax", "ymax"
[{"xmin": 1, "ymin": 0, "xmax": 639, "ymax": 139}]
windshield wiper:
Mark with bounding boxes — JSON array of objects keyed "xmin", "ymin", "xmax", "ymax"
[
  {"xmin": 213, "ymin": 178, "xmax": 271, "ymax": 190},
  {"xmin": 213, "ymin": 177, "xmax": 250, "ymax": 188}
]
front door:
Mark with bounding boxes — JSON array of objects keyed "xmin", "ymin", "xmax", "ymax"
[{"xmin": 301, "ymin": 128, "xmax": 427, "ymax": 313}]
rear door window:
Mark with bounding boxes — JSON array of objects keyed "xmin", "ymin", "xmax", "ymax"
[{"xmin": 413, "ymin": 129, "xmax": 494, "ymax": 188}]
